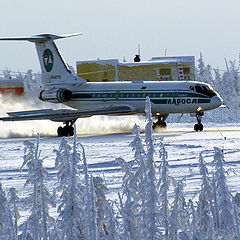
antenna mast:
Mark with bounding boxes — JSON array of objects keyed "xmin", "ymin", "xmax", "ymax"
[
  {"xmin": 134, "ymin": 44, "xmax": 141, "ymax": 62},
  {"xmin": 138, "ymin": 43, "xmax": 141, "ymax": 57}
]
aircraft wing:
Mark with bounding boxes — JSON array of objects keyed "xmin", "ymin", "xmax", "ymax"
[{"xmin": 0, "ymin": 107, "xmax": 133, "ymax": 122}]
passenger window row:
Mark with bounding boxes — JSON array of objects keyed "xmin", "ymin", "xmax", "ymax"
[{"xmin": 72, "ymin": 92, "xmax": 190, "ymax": 99}]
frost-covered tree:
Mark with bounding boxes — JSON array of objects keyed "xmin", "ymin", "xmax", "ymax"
[
  {"xmin": 3, "ymin": 68, "xmax": 12, "ymax": 79},
  {"xmin": 54, "ymin": 137, "xmax": 71, "ymax": 193},
  {"xmin": 8, "ymin": 187, "xmax": 20, "ymax": 239},
  {"xmin": 117, "ymin": 123, "xmax": 149, "ymax": 239},
  {"xmin": 21, "ymin": 134, "xmax": 55, "ymax": 240},
  {"xmin": 117, "ymin": 97, "xmax": 161, "ymax": 239},
  {"xmin": 93, "ymin": 176, "xmax": 109, "ymax": 238},
  {"xmin": 158, "ymin": 137, "xmax": 170, "ymax": 239},
  {"xmin": 216, "ymin": 61, "xmax": 240, "ymax": 122},
  {"xmin": 55, "ymin": 131, "xmax": 86, "ymax": 240},
  {"xmin": 89, "ymin": 175, "xmax": 97, "ymax": 240},
  {"xmin": 55, "ymin": 125, "xmax": 117, "ymax": 240},
  {"xmin": 105, "ymin": 201, "xmax": 119, "ymax": 240},
  {"xmin": 197, "ymin": 152, "xmax": 214, "ymax": 238},
  {"xmin": 212, "ymin": 147, "xmax": 237, "ymax": 238},
  {"xmin": 117, "ymin": 157, "xmax": 137, "ymax": 239},
  {"xmin": 227, "ymin": 60, "xmax": 240, "ymax": 94},
  {"xmin": 188, "ymin": 199, "xmax": 201, "ymax": 240},
  {"xmin": 128, "ymin": 123, "xmax": 148, "ymax": 238},
  {"xmin": 80, "ymin": 142, "xmax": 98, "ymax": 240},
  {"xmin": 0, "ymin": 182, "xmax": 16, "ymax": 240},
  {"xmin": 168, "ymin": 179, "xmax": 189, "ymax": 239},
  {"xmin": 130, "ymin": 124, "xmax": 146, "ymax": 167},
  {"xmin": 197, "ymin": 52, "xmax": 205, "ymax": 78},
  {"xmin": 197, "ymin": 53, "xmax": 215, "ymax": 87},
  {"xmin": 144, "ymin": 97, "xmax": 159, "ymax": 239}
]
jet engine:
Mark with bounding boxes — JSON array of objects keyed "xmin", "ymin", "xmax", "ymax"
[{"xmin": 39, "ymin": 88, "xmax": 72, "ymax": 103}]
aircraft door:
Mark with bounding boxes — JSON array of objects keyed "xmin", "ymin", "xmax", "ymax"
[
  {"xmin": 102, "ymin": 91, "xmax": 107, "ymax": 102},
  {"xmin": 115, "ymin": 90, "xmax": 120, "ymax": 100}
]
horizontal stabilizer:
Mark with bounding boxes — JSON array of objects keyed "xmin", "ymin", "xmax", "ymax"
[
  {"xmin": 0, "ymin": 33, "xmax": 83, "ymax": 42},
  {"xmin": 0, "ymin": 107, "xmax": 133, "ymax": 122},
  {"xmin": 7, "ymin": 109, "xmax": 55, "ymax": 117}
]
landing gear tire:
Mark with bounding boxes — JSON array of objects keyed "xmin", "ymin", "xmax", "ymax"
[
  {"xmin": 57, "ymin": 121, "xmax": 75, "ymax": 137},
  {"xmin": 67, "ymin": 125, "xmax": 74, "ymax": 136},
  {"xmin": 194, "ymin": 123, "xmax": 203, "ymax": 132},
  {"xmin": 153, "ymin": 114, "xmax": 168, "ymax": 131},
  {"xmin": 57, "ymin": 126, "xmax": 64, "ymax": 137},
  {"xmin": 153, "ymin": 121, "xmax": 167, "ymax": 130}
]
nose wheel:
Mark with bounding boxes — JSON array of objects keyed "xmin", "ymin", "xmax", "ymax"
[
  {"xmin": 57, "ymin": 120, "xmax": 75, "ymax": 137},
  {"xmin": 194, "ymin": 111, "xmax": 204, "ymax": 131}
]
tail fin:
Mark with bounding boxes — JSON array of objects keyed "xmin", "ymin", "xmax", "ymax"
[{"xmin": 0, "ymin": 33, "xmax": 86, "ymax": 85}]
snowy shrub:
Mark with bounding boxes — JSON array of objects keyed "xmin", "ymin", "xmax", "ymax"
[{"xmin": 20, "ymin": 134, "xmax": 55, "ymax": 240}]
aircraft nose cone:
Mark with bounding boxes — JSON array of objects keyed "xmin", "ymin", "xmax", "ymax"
[{"xmin": 211, "ymin": 95, "xmax": 223, "ymax": 108}]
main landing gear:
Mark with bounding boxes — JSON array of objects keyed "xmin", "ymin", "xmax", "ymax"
[
  {"xmin": 194, "ymin": 111, "xmax": 204, "ymax": 132},
  {"xmin": 57, "ymin": 120, "xmax": 75, "ymax": 137},
  {"xmin": 153, "ymin": 114, "xmax": 169, "ymax": 130}
]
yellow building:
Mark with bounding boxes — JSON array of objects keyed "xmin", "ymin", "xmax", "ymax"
[{"xmin": 76, "ymin": 56, "xmax": 195, "ymax": 82}]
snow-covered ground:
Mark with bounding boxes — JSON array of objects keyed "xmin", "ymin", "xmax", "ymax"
[{"xmin": 1, "ymin": 124, "xmax": 240, "ymax": 218}]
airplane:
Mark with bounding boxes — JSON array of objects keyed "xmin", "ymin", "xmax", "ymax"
[{"xmin": 0, "ymin": 33, "xmax": 223, "ymax": 137}]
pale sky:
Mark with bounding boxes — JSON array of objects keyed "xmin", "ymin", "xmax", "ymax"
[{"xmin": 0, "ymin": 0, "xmax": 240, "ymax": 73}]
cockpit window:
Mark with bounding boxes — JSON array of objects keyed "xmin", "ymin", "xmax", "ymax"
[
  {"xmin": 195, "ymin": 84, "xmax": 217, "ymax": 97},
  {"xmin": 189, "ymin": 86, "xmax": 194, "ymax": 91}
]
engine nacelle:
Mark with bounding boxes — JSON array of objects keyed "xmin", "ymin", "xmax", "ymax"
[{"xmin": 39, "ymin": 88, "xmax": 72, "ymax": 103}]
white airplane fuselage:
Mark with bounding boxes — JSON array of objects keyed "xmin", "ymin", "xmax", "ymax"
[{"xmin": 40, "ymin": 80, "xmax": 222, "ymax": 115}]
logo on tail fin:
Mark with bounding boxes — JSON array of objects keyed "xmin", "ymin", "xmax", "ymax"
[{"xmin": 43, "ymin": 49, "xmax": 54, "ymax": 72}]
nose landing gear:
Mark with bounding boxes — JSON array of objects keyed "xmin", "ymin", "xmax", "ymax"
[
  {"xmin": 57, "ymin": 120, "xmax": 75, "ymax": 137},
  {"xmin": 194, "ymin": 111, "xmax": 204, "ymax": 131}
]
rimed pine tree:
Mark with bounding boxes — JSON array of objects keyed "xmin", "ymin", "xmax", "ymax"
[
  {"xmin": 158, "ymin": 137, "xmax": 170, "ymax": 239},
  {"xmin": 168, "ymin": 179, "xmax": 189, "ymax": 240},
  {"xmin": 197, "ymin": 152, "xmax": 214, "ymax": 238},
  {"xmin": 20, "ymin": 134, "xmax": 55, "ymax": 240},
  {"xmin": 144, "ymin": 97, "xmax": 159, "ymax": 239},
  {"xmin": 0, "ymin": 182, "xmax": 16, "ymax": 240},
  {"xmin": 8, "ymin": 187, "xmax": 20, "ymax": 239},
  {"xmin": 55, "ymin": 129, "xmax": 86, "ymax": 240},
  {"xmin": 93, "ymin": 176, "xmax": 109, "ymax": 239},
  {"xmin": 80, "ymin": 141, "xmax": 97, "ymax": 240},
  {"xmin": 212, "ymin": 147, "xmax": 236, "ymax": 239}
]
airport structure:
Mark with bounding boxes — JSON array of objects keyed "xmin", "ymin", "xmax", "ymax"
[
  {"xmin": 0, "ymin": 70, "xmax": 41, "ymax": 96},
  {"xmin": 76, "ymin": 56, "xmax": 195, "ymax": 82},
  {"xmin": 0, "ymin": 70, "xmax": 24, "ymax": 95},
  {"xmin": 0, "ymin": 56, "xmax": 196, "ymax": 97}
]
